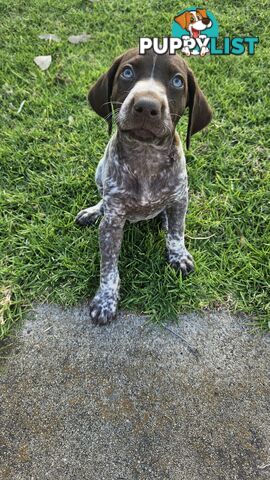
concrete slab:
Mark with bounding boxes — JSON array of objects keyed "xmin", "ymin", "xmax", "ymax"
[{"xmin": 0, "ymin": 305, "xmax": 270, "ymax": 480}]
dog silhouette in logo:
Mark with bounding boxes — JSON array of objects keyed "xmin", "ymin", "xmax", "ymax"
[{"xmin": 174, "ymin": 8, "xmax": 212, "ymax": 56}]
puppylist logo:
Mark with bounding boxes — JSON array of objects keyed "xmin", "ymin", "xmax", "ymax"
[
  {"xmin": 139, "ymin": 6, "xmax": 259, "ymax": 56},
  {"xmin": 173, "ymin": 7, "xmax": 217, "ymax": 56}
]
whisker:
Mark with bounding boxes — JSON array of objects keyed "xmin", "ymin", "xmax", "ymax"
[
  {"xmin": 100, "ymin": 100, "xmax": 123, "ymax": 109},
  {"xmin": 103, "ymin": 106, "xmax": 122, "ymax": 123},
  {"xmin": 104, "ymin": 112, "xmax": 113, "ymax": 121}
]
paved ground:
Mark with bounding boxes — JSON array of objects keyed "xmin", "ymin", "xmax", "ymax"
[{"xmin": 0, "ymin": 305, "xmax": 270, "ymax": 480}]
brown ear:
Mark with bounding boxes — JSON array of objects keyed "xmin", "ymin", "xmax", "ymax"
[
  {"xmin": 88, "ymin": 54, "xmax": 123, "ymax": 135},
  {"xmin": 174, "ymin": 12, "xmax": 188, "ymax": 30},
  {"xmin": 186, "ymin": 68, "xmax": 212, "ymax": 149}
]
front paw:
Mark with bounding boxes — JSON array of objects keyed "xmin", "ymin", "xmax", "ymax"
[
  {"xmin": 89, "ymin": 291, "xmax": 118, "ymax": 326},
  {"xmin": 167, "ymin": 250, "xmax": 194, "ymax": 278}
]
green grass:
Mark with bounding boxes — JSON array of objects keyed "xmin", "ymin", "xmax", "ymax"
[{"xmin": 0, "ymin": 0, "xmax": 269, "ymax": 338}]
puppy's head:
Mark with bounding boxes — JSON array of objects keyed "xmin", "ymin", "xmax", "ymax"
[{"xmin": 88, "ymin": 48, "xmax": 212, "ymax": 148}]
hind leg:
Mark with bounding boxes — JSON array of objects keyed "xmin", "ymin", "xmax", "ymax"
[
  {"xmin": 159, "ymin": 209, "xmax": 168, "ymax": 231},
  {"xmin": 75, "ymin": 200, "xmax": 103, "ymax": 227},
  {"xmin": 76, "ymin": 156, "xmax": 105, "ymax": 226}
]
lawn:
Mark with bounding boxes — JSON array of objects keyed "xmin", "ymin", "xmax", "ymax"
[{"xmin": 0, "ymin": 0, "xmax": 269, "ymax": 338}]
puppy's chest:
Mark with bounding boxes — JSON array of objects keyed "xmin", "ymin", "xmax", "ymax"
[
  {"xmin": 125, "ymin": 177, "xmax": 178, "ymax": 222},
  {"xmin": 106, "ymin": 161, "xmax": 186, "ymax": 221},
  {"xmin": 127, "ymin": 170, "xmax": 178, "ymax": 204}
]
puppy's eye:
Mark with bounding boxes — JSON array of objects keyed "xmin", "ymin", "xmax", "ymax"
[
  {"xmin": 121, "ymin": 66, "xmax": 134, "ymax": 80},
  {"xmin": 190, "ymin": 17, "xmax": 195, "ymax": 23},
  {"xmin": 170, "ymin": 74, "xmax": 184, "ymax": 89}
]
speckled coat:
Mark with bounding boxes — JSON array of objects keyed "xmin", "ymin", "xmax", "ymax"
[{"xmin": 76, "ymin": 48, "xmax": 212, "ymax": 325}]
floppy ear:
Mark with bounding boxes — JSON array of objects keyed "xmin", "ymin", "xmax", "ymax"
[
  {"xmin": 186, "ymin": 68, "xmax": 212, "ymax": 149},
  {"xmin": 88, "ymin": 54, "xmax": 123, "ymax": 135},
  {"xmin": 174, "ymin": 12, "xmax": 188, "ymax": 30}
]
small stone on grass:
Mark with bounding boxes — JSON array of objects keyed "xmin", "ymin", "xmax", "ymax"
[
  {"xmin": 38, "ymin": 34, "xmax": 61, "ymax": 42},
  {"xmin": 68, "ymin": 34, "xmax": 91, "ymax": 44},
  {"xmin": 34, "ymin": 55, "xmax": 52, "ymax": 71}
]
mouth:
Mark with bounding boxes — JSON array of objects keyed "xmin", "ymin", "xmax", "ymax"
[
  {"xmin": 121, "ymin": 128, "xmax": 157, "ymax": 142},
  {"xmin": 191, "ymin": 26, "xmax": 200, "ymax": 38}
]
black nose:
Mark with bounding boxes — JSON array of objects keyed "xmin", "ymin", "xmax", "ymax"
[
  {"xmin": 133, "ymin": 97, "xmax": 161, "ymax": 118},
  {"xmin": 202, "ymin": 17, "xmax": 210, "ymax": 25}
]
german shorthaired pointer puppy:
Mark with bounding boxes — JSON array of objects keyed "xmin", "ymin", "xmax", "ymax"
[{"xmin": 76, "ymin": 48, "xmax": 212, "ymax": 325}]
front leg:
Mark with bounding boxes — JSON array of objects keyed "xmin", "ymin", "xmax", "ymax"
[
  {"xmin": 90, "ymin": 214, "xmax": 125, "ymax": 325},
  {"xmin": 166, "ymin": 196, "xmax": 194, "ymax": 277}
]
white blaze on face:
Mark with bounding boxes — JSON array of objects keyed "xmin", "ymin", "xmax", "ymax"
[
  {"xmin": 118, "ymin": 78, "xmax": 170, "ymax": 126},
  {"xmin": 150, "ymin": 53, "xmax": 158, "ymax": 78}
]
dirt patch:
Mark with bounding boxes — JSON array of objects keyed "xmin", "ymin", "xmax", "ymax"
[{"xmin": 0, "ymin": 305, "xmax": 269, "ymax": 479}]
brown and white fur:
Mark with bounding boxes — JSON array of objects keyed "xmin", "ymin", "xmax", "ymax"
[{"xmin": 75, "ymin": 48, "xmax": 212, "ymax": 325}]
